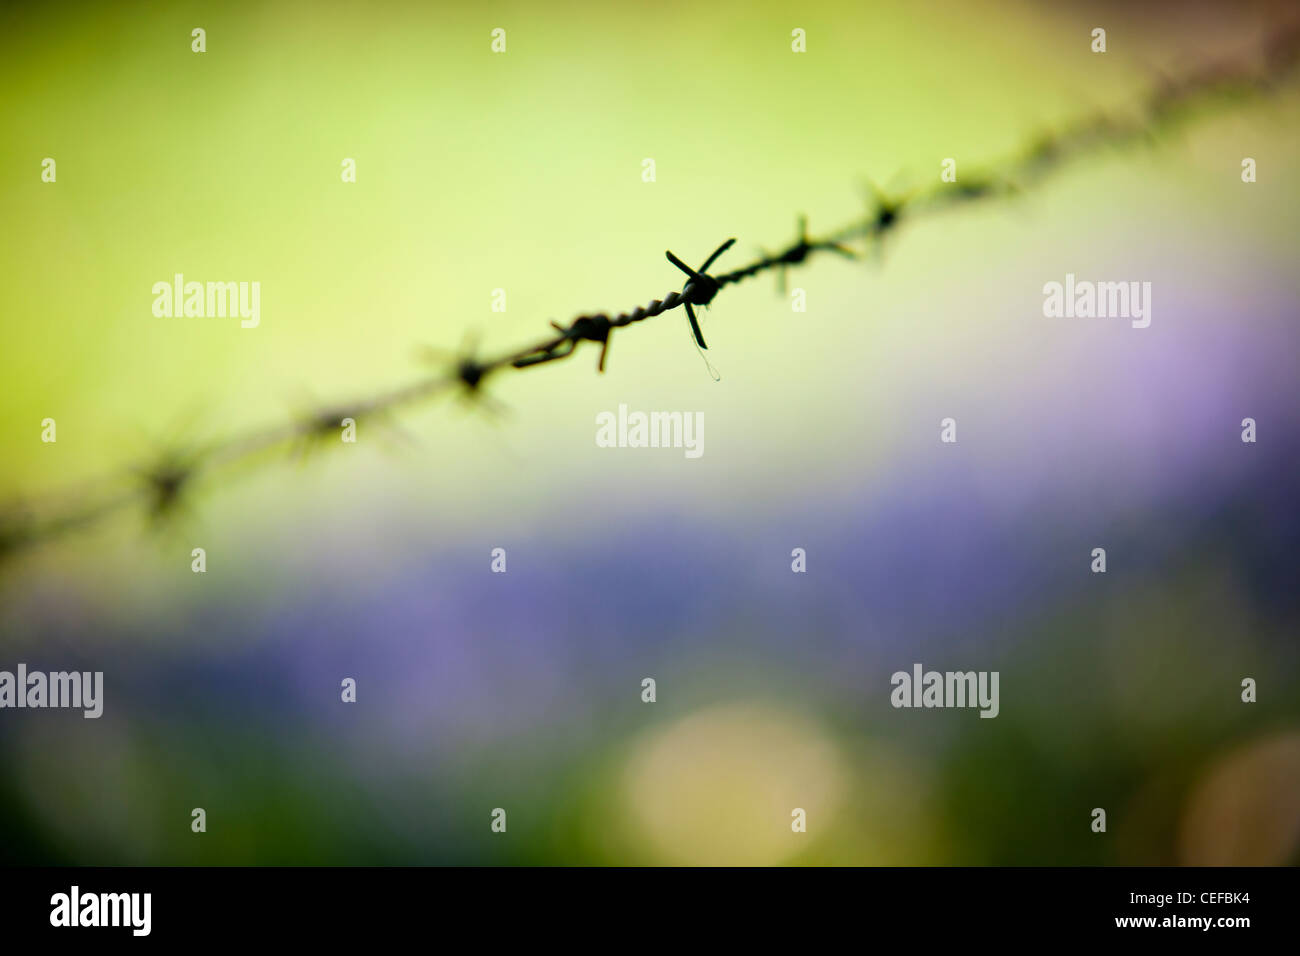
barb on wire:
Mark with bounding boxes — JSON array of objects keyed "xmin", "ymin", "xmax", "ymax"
[
  {"xmin": 2, "ymin": 24, "xmax": 1298, "ymax": 564},
  {"xmin": 666, "ymin": 238, "xmax": 736, "ymax": 350}
]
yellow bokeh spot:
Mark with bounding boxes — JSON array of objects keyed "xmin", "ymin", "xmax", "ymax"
[
  {"xmin": 620, "ymin": 701, "xmax": 847, "ymax": 865},
  {"xmin": 1179, "ymin": 731, "xmax": 1300, "ymax": 866}
]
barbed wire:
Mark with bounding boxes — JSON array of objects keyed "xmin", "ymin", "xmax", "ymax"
[{"xmin": 3, "ymin": 24, "xmax": 1298, "ymax": 563}]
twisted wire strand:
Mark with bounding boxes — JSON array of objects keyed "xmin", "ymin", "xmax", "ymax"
[{"xmin": 2, "ymin": 24, "xmax": 1297, "ymax": 562}]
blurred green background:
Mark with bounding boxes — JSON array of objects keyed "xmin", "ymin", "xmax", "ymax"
[{"xmin": 1, "ymin": 0, "xmax": 1298, "ymax": 864}]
